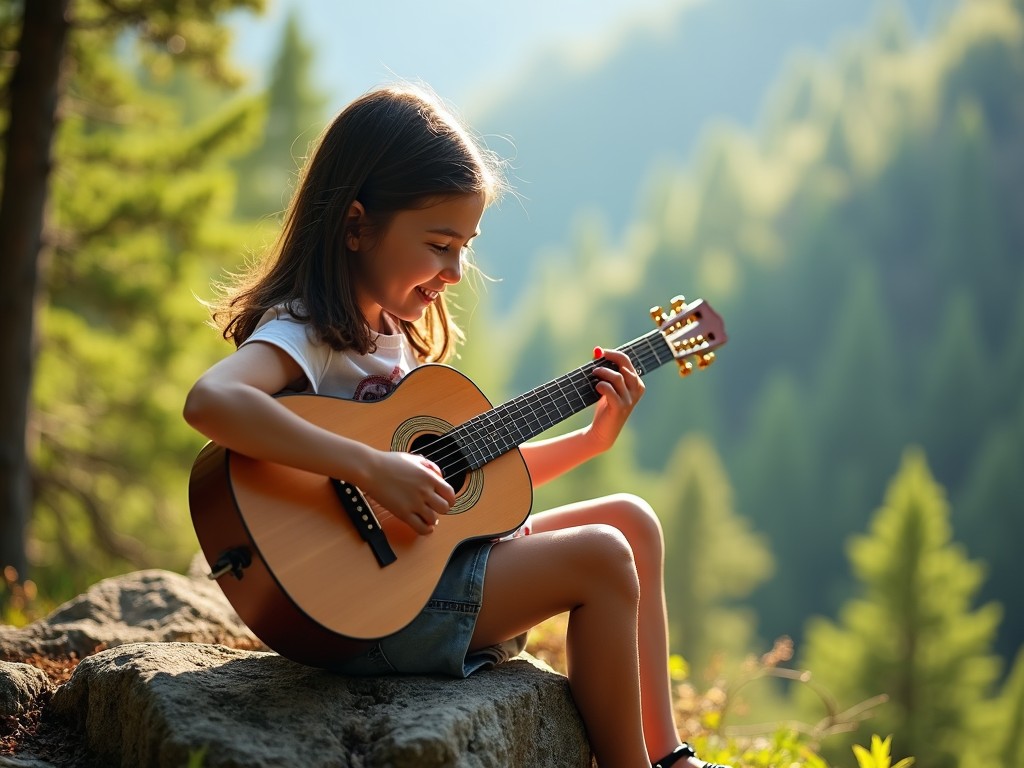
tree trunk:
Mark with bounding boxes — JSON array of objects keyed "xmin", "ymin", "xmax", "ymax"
[{"xmin": 0, "ymin": 0, "xmax": 70, "ymax": 581}]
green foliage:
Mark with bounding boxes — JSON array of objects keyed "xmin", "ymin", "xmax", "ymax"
[
  {"xmin": 986, "ymin": 647, "xmax": 1024, "ymax": 768},
  {"xmin": 734, "ymin": 372, "xmax": 820, "ymax": 642},
  {"xmin": 853, "ymin": 735, "xmax": 914, "ymax": 768},
  {"xmin": 186, "ymin": 745, "xmax": 208, "ymax": 768},
  {"xmin": 537, "ymin": 618, "xmax": 915, "ymax": 767},
  {"xmin": 799, "ymin": 449, "xmax": 1001, "ymax": 768},
  {"xmin": 17, "ymin": 0, "xmax": 267, "ymax": 595},
  {"xmin": 473, "ymin": 0, "xmax": 1024, "ymax": 702},
  {"xmin": 957, "ymin": 395, "xmax": 1024, "ymax": 709},
  {"xmin": 232, "ymin": 8, "xmax": 327, "ymax": 219},
  {"xmin": 571, "ymin": 0, "xmax": 1024, "ymax": 665},
  {"xmin": 659, "ymin": 434, "xmax": 774, "ymax": 673},
  {"xmin": 915, "ymin": 291, "xmax": 989, "ymax": 488},
  {"xmin": 0, "ymin": 566, "xmax": 48, "ymax": 628},
  {"xmin": 691, "ymin": 728, "xmax": 831, "ymax": 768},
  {"xmin": 800, "ymin": 259, "xmax": 905, "ymax": 615}
]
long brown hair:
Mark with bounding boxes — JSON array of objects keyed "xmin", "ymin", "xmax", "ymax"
[{"xmin": 211, "ymin": 85, "xmax": 505, "ymax": 362}]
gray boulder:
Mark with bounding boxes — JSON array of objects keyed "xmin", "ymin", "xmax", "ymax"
[
  {"xmin": 0, "ymin": 662, "xmax": 52, "ymax": 719},
  {"xmin": 0, "ymin": 568, "xmax": 261, "ymax": 661},
  {"xmin": 1, "ymin": 569, "xmax": 592, "ymax": 767},
  {"xmin": 48, "ymin": 641, "xmax": 591, "ymax": 767}
]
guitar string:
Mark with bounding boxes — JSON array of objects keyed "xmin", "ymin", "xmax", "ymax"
[
  {"xmin": 409, "ymin": 335, "xmax": 674, "ymax": 483},
  {"xmin": 358, "ymin": 337, "xmax": 673, "ymax": 525},
  {"xmin": 417, "ymin": 341, "xmax": 664, "ymax": 473},
  {"xmin": 415, "ymin": 337, "xmax": 671, "ymax": 476},
  {"xmin": 468, "ymin": 333, "xmax": 672, "ymax": 458},
  {"xmin": 361, "ymin": 362, "xmax": 633, "ymax": 526}
]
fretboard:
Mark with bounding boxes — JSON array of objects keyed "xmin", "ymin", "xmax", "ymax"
[{"xmin": 450, "ymin": 328, "xmax": 676, "ymax": 470}]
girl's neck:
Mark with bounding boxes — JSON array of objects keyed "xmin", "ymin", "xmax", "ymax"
[{"xmin": 370, "ymin": 312, "xmax": 398, "ymax": 336}]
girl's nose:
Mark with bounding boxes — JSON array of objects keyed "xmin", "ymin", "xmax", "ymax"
[{"xmin": 440, "ymin": 257, "xmax": 462, "ymax": 284}]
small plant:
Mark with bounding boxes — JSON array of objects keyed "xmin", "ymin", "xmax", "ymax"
[
  {"xmin": 852, "ymin": 735, "xmax": 914, "ymax": 768},
  {"xmin": 528, "ymin": 622, "xmax": 917, "ymax": 767},
  {"xmin": 1, "ymin": 566, "xmax": 43, "ymax": 627}
]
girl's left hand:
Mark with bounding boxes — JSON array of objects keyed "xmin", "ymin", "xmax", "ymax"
[{"xmin": 588, "ymin": 346, "xmax": 645, "ymax": 453}]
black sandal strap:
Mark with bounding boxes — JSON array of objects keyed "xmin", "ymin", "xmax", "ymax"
[
  {"xmin": 652, "ymin": 743, "xmax": 695, "ymax": 768},
  {"xmin": 652, "ymin": 742, "xmax": 732, "ymax": 768}
]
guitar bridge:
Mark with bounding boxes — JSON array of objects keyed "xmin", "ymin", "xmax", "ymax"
[{"xmin": 331, "ymin": 479, "xmax": 397, "ymax": 568}]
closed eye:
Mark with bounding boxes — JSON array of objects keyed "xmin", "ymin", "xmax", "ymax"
[{"xmin": 432, "ymin": 243, "xmax": 475, "ymax": 259}]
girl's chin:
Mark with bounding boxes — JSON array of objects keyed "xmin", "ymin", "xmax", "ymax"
[{"xmin": 390, "ymin": 306, "xmax": 429, "ymax": 324}]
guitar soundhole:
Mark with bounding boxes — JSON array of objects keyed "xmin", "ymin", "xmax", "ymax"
[
  {"xmin": 410, "ymin": 433, "xmax": 470, "ymax": 496},
  {"xmin": 394, "ymin": 416, "xmax": 482, "ymax": 515}
]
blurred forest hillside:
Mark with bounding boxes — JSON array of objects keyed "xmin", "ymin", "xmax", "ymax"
[
  {"xmin": 466, "ymin": 0, "xmax": 962, "ymax": 308},
  {"xmin": 477, "ymin": 0, "xmax": 1024, "ymax": 666},
  {"xmin": 2, "ymin": 0, "xmax": 1023, "ymax": 759},
  {"xmin": 470, "ymin": 0, "xmax": 1024, "ymax": 673}
]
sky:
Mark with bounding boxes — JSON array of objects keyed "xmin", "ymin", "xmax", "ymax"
[{"xmin": 227, "ymin": 0, "xmax": 702, "ymax": 114}]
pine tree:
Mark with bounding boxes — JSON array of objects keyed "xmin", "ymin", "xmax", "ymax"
[
  {"xmin": 804, "ymin": 259, "xmax": 906, "ymax": 611},
  {"xmin": 799, "ymin": 448, "xmax": 1002, "ymax": 768},
  {"xmin": 995, "ymin": 274, "xmax": 1024, "ymax": 417},
  {"xmin": 956, "ymin": 395, "xmax": 1024, "ymax": 663},
  {"xmin": 233, "ymin": 8, "xmax": 326, "ymax": 220},
  {"xmin": 1, "ymin": 0, "xmax": 266, "ymax": 596},
  {"xmin": 660, "ymin": 434, "xmax": 773, "ymax": 675},
  {"xmin": 733, "ymin": 371, "xmax": 820, "ymax": 645},
  {"xmin": 915, "ymin": 291, "xmax": 990, "ymax": 491},
  {"xmin": 933, "ymin": 98, "xmax": 1010, "ymax": 348},
  {"xmin": 985, "ymin": 647, "xmax": 1024, "ymax": 768}
]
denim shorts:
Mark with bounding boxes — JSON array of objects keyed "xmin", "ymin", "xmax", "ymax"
[{"xmin": 332, "ymin": 538, "xmax": 526, "ymax": 678}]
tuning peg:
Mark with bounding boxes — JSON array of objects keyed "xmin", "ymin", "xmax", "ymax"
[
  {"xmin": 673, "ymin": 335, "xmax": 704, "ymax": 354},
  {"xmin": 697, "ymin": 352, "xmax": 716, "ymax": 369},
  {"xmin": 677, "ymin": 360, "xmax": 694, "ymax": 377},
  {"xmin": 670, "ymin": 295, "xmax": 686, "ymax": 314},
  {"xmin": 650, "ymin": 305, "xmax": 667, "ymax": 326}
]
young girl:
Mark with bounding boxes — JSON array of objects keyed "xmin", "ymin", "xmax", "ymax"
[{"xmin": 183, "ymin": 84, "xmax": 727, "ymax": 768}]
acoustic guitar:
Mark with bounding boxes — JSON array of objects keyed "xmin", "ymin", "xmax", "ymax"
[{"xmin": 188, "ymin": 295, "xmax": 726, "ymax": 668}]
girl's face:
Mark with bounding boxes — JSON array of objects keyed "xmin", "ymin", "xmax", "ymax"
[{"xmin": 352, "ymin": 193, "xmax": 485, "ymax": 333}]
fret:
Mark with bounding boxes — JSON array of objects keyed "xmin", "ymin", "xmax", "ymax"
[{"xmin": 454, "ymin": 329, "xmax": 674, "ymax": 471}]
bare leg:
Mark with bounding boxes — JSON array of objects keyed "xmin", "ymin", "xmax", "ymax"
[
  {"xmin": 529, "ymin": 494, "xmax": 681, "ymax": 761},
  {"xmin": 470, "ymin": 522, "xmax": 650, "ymax": 768}
]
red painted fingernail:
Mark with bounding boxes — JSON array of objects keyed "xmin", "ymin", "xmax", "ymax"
[{"xmin": 593, "ymin": 346, "xmax": 602, "ymax": 358}]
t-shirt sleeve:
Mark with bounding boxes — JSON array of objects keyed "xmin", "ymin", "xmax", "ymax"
[{"xmin": 240, "ymin": 308, "xmax": 331, "ymax": 393}]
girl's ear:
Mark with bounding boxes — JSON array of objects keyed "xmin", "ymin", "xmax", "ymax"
[{"xmin": 345, "ymin": 201, "xmax": 366, "ymax": 251}]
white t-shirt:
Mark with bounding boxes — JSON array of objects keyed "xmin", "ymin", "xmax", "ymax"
[{"xmin": 241, "ymin": 306, "xmax": 419, "ymax": 401}]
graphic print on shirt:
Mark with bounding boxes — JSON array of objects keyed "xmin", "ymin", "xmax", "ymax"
[{"xmin": 352, "ymin": 366, "xmax": 404, "ymax": 402}]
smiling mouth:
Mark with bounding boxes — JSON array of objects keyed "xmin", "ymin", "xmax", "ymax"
[{"xmin": 417, "ymin": 287, "xmax": 439, "ymax": 302}]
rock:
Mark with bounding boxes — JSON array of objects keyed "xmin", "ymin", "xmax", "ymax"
[
  {"xmin": 0, "ymin": 757, "xmax": 58, "ymax": 768},
  {"xmin": 2, "ymin": 569, "xmax": 591, "ymax": 766},
  {"xmin": 47, "ymin": 641, "xmax": 591, "ymax": 768},
  {"xmin": 0, "ymin": 569, "xmax": 261, "ymax": 661},
  {"xmin": 0, "ymin": 662, "xmax": 52, "ymax": 718}
]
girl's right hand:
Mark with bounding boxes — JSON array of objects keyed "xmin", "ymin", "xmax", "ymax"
[{"xmin": 363, "ymin": 451, "xmax": 455, "ymax": 535}]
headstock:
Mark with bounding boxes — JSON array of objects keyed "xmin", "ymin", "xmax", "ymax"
[{"xmin": 650, "ymin": 295, "xmax": 728, "ymax": 376}]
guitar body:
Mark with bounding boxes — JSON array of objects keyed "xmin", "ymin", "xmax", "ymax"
[
  {"xmin": 189, "ymin": 294, "xmax": 727, "ymax": 669},
  {"xmin": 189, "ymin": 364, "xmax": 532, "ymax": 668}
]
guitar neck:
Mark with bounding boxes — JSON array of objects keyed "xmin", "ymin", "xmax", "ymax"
[{"xmin": 451, "ymin": 329, "xmax": 675, "ymax": 470}]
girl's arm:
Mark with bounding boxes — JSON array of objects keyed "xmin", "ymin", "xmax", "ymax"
[
  {"xmin": 519, "ymin": 347, "xmax": 645, "ymax": 487},
  {"xmin": 183, "ymin": 342, "xmax": 453, "ymax": 534}
]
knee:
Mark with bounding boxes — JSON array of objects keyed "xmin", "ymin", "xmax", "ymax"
[
  {"xmin": 607, "ymin": 493, "xmax": 664, "ymax": 554},
  {"xmin": 581, "ymin": 523, "xmax": 641, "ymax": 602}
]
